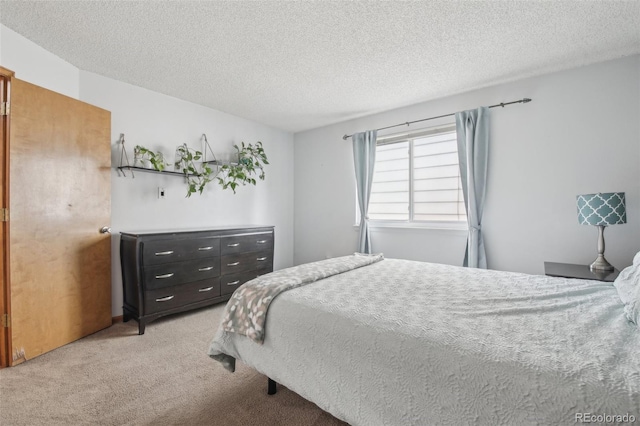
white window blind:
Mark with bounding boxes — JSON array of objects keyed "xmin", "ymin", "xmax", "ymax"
[{"xmin": 367, "ymin": 125, "xmax": 467, "ymax": 223}]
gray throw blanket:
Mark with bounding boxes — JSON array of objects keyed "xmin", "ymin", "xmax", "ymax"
[{"xmin": 218, "ymin": 253, "xmax": 384, "ymax": 344}]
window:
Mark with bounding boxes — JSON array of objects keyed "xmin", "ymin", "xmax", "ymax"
[{"xmin": 367, "ymin": 125, "xmax": 467, "ymax": 225}]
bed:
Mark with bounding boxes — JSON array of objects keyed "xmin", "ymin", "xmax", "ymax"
[{"xmin": 208, "ymin": 254, "xmax": 640, "ymax": 425}]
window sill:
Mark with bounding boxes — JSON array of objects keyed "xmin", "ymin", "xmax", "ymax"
[{"xmin": 353, "ymin": 221, "xmax": 468, "ymax": 234}]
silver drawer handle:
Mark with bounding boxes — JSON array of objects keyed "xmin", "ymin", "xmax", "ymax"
[
  {"xmin": 257, "ymin": 240, "xmax": 267, "ymax": 244},
  {"xmin": 227, "ymin": 262, "xmax": 240, "ymax": 266},
  {"xmin": 257, "ymin": 257, "xmax": 267, "ymax": 261},
  {"xmin": 198, "ymin": 266, "xmax": 214, "ymax": 272},
  {"xmin": 227, "ymin": 243, "xmax": 240, "ymax": 247},
  {"xmin": 226, "ymin": 280, "xmax": 240, "ymax": 286},
  {"xmin": 198, "ymin": 286, "xmax": 214, "ymax": 292},
  {"xmin": 155, "ymin": 295, "xmax": 174, "ymax": 302},
  {"xmin": 198, "ymin": 246, "xmax": 214, "ymax": 251},
  {"xmin": 155, "ymin": 273, "xmax": 174, "ymax": 279},
  {"xmin": 155, "ymin": 250, "xmax": 174, "ymax": 256}
]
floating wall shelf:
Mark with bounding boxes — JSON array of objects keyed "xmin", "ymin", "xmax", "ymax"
[
  {"xmin": 115, "ymin": 133, "xmax": 225, "ymax": 179},
  {"xmin": 116, "ymin": 165, "xmax": 195, "ymax": 178}
]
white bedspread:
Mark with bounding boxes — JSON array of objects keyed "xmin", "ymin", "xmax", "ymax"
[{"xmin": 209, "ymin": 259, "xmax": 640, "ymax": 425}]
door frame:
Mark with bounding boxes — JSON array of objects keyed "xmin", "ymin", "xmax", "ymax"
[{"xmin": 0, "ymin": 66, "xmax": 14, "ymax": 368}]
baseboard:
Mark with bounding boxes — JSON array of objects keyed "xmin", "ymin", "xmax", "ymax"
[{"xmin": 112, "ymin": 315, "xmax": 123, "ymax": 324}]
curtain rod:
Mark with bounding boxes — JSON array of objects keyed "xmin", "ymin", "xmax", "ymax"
[{"xmin": 342, "ymin": 98, "xmax": 531, "ymax": 140}]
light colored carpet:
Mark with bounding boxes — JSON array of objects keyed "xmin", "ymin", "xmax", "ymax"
[{"xmin": 0, "ymin": 304, "xmax": 347, "ymax": 426}]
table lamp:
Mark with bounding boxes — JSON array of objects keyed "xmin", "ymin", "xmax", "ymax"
[{"xmin": 576, "ymin": 192, "xmax": 626, "ymax": 271}]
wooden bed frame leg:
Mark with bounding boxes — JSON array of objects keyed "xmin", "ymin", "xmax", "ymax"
[{"xmin": 267, "ymin": 378, "xmax": 277, "ymax": 395}]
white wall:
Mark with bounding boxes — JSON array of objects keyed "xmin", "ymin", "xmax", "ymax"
[
  {"xmin": 80, "ymin": 72, "xmax": 294, "ymax": 316},
  {"xmin": 2, "ymin": 26, "xmax": 294, "ymax": 317},
  {"xmin": 0, "ymin": 24, "xmax": 79, "ymax": 98},
  {"xmin": 294, "ymin": 55, "xmax": 640, "ymax": 274}
]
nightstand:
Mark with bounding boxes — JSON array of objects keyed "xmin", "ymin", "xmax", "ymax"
[{"xmin": 544, "ymin": 261, "xmax": 620, "ymax": 282}]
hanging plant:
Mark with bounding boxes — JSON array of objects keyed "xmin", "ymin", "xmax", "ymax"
[
  {"xmin": 174, "ymin": 144, "xmax": 217, "ymax": 197},
  {"xmin": 217, "ymin": 141, "xmax": 269, "ymax": 194},
  {"xmin": 133, "ymin": 145, "xmax": 167, "ymax": 171}
]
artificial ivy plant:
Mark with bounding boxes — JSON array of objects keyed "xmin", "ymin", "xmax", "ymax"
[
  {"xmin": 217, "ymin": 141, "xmax": 269, "ymax": 194},
  {"xmin": 174, "ymin": 143, "xmax": 217, "ymax": 197},
  {"xmin": 133, "ymin": 145, "xmax": 167, "ymax": 171}
]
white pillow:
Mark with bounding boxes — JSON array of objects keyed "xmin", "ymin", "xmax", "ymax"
[
  {"xmin": 614, "ymin": 263, "xmax": 640, "ymax": 325},
  {"xmin": 633, "ymin": 251, "xmax": 640, "ymax": 266},
  {"xmin": 626, "ymin": 286, "xmax": 640, "ymax": 326}
]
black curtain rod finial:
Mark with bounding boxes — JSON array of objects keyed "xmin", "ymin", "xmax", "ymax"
[{"xmin": 523, "ymin": 98, "xmax": 532, "ymax": 103}]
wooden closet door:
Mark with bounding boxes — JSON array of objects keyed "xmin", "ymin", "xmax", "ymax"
[{"xmin": 8, "ymin": 78, "xmax": 111, "ymax": 365}]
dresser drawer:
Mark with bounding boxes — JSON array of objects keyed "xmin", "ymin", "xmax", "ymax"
[
  {"xmin": 221, "ymin": 251, "xmax": 273, "ymax": 275},
  {"xmin": 144, "ymin": 278, "xmax": 221, "ymax": 314},
  {"xmin": 144, "ymin": 257, "xmax": 220, "ymax": 290},
  {"xmin": 221, "ymin": 233, "xmax": 273, "ymax": 255},
  {"xmin": 220, "ymin": 268, "xmax": 271, "ymax": 295},
  {"xmin": 142, "ymin": 237, "xmax": 220, "ymax": 265}
]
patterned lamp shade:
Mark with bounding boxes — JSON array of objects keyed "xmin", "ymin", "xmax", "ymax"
[{"xmin": 577, "ymin": 192, "xmax": 626, "ymax": 226}]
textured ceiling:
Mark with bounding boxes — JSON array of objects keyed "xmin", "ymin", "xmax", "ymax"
[{"xmin": 1, "ymin": 1, "xmax": 639, "ymax": 133}]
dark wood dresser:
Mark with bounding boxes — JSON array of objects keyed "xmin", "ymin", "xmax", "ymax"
[{"xmin": 120, "ymin": 226, "xmax": 274, "ymax": 334}]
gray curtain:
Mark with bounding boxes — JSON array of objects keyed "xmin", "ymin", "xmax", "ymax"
[
  {"xmin": 455, "ymin": 107, "xmax": 489, "ymax": 268},
  {"xmin": 352, "ymin": 130, "xmax": 377, "ymax": 254}
]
